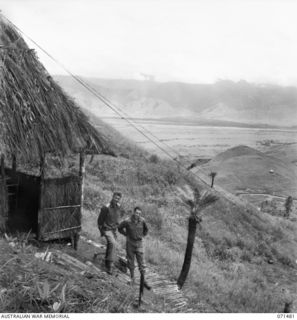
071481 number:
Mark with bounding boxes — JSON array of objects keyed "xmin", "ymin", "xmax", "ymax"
[{"xmin": 277, "ymin": 314, "xmax": 294, "ymax": 319}]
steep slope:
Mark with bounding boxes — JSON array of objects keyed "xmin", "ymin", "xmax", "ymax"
[
  {"xmin": 81, "ymin": 137, "xmax": 297, "ymax": 312},
  {"xmin": 77, "ymin": 110, "xmax": 297, "ymax": 312},
  {"xmin": 2, "ymin": 105, "xmax": 297, "ymax": 312},
  {"xmin": 0, "ymin": 237, "xmax": 170, "ymax": 313}
]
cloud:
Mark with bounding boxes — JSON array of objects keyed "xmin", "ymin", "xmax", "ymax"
[{"xmin": 2, "ymin": 0, "xmax": 297, "ymax": 85}]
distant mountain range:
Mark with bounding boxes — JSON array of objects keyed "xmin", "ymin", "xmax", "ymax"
[{"xmin": 54, "ymin": 76, "xmax": 297, "ymax": 127}]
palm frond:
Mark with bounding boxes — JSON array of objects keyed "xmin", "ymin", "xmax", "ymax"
[{"xmin": 198, "ymin": 190, "xmax": 219, "ymax": 210}]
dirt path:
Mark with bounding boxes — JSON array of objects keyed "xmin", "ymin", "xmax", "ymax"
[{"xmin": 236, "ymin": 192, "xmax": 297, "ymax": 200}]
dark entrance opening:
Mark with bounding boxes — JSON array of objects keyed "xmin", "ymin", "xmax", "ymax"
[{"xmin": 5, "ymin": 168, "xmax": 40, "ymax": 234}]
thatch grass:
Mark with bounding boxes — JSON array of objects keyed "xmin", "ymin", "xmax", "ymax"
[{"xmin": 0, "ymin": 18, "xmax": 114, "ymax": 161}]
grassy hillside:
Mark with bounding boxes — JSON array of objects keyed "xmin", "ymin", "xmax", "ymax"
[
  {"xmin": 77, "ymin": 116, "xmax": 297, "ymax": 312},
  {"xmin": 82, "ymin": 148, "xmax": 297, "ymax": 312},
  {"xmin": 0, "ymin": 239, "xmax": 141, "ymax": 312},
  {"xmin": 264, "ymin": 142, "xmax": 297, "ymax": 165},
  {"xmin": 197, "ymin": 145, "xmax": 297, "ymax": 198},
  {"xmin": 2, "ymin": 111, "xmax": 297, "ymax": 312}
]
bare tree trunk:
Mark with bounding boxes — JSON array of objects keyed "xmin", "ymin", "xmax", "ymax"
[
  {"xmin": 177, "ymin": 216, "xmax": 197, "ymax": 289},
  {"xmin": 138, "ymin": 273, "xmax": 144, "ymax": 307},
  {"xmin": 211, "ymin": 177, "xmax": 214, "ymax": 188}
]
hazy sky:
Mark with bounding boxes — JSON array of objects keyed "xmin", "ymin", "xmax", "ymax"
[{"xmin": 1, "ymin": 0, "xmax": 297, "ymax": 85}]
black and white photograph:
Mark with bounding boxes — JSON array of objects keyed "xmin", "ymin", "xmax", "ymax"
[{"xmin": 0, "ymin": 0, "xmax": 297, "ymax": 315}]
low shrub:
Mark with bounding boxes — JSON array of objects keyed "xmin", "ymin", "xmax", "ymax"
[
  {"xmin": 164, "ymin": 167, "xmax": 179, "ymax": 185},
  {"xmin": 236, "ymin": 239, "xmax": 246, "ymax": 250},
  {"xmin": 141, "ymin": 203, "xmax": 164, "ymax": 232},
  {"xmin": 255, "ymin": 241, "xmax": 273, "ymax": 258},
  {"xmin": 274, "ymin": 253, "xmax": 295, "ymax": 267},
  {"xmin": 212, "ymin": 244, "xmax": 235, "ymax": 262},
  {"xmin": 149, "ymin": 154, "xmax": 159, "ymax": 164},
  {"xmin": 241, "ymin": 250, "xmax": 252, "ymax": 262}
]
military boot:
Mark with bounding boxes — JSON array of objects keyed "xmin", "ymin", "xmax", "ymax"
[
  {"xmin": 143, "ymin": 280, "xmax": 151, "ymax": 290},
  {"xmin": 142, "ymin": 274, "xmax": 151, "ymax": 290},
  {"xmin": 128, "ymin": 268, "xmax": 135, "ymax": 285}
]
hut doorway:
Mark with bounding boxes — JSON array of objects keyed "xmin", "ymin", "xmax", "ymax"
[{"xmin": 6, "ymin": 168, "xmax": 40, "ymax": 234}]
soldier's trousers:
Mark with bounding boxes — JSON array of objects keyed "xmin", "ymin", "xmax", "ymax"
[
  {"xmin": 104, "ymin": 230, "xmax": 117, "ymax": 263},
  {"xmin": 126, "ymin": 239, "xmax": 146, "ymax": 275}
]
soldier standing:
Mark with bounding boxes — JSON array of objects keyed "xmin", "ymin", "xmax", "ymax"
[
  {"xmin": 97, "ymin": 192, "xmax": 124, "ymax": 274},
  {"xmin": 118, "ymin": 207, "xmax": 151, "ymax": 290}
]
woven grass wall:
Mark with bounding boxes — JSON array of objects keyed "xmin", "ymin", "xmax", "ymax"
[
  {"xmin": 42, "ymin": 176, "xmax": 81, "ymax": 208},
  {"xmin": 39, "ymin": 176, "xmax": 81, "ymax": 239},
  {"xmin": 39, "ymin": 207, "xmax": 81, "ymax": 240}
]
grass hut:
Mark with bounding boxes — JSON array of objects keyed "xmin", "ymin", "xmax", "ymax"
[{"xmin": 0, "ymin": 18, "xmax": 114, "ymax": 245}]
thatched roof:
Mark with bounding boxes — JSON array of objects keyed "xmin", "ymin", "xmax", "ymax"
[{"xmin": 0, "ymin": 18, "xmax": 114, "ymax": 161}]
